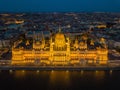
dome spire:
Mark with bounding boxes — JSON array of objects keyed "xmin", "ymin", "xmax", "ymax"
[{"xmin": 58, "ymin": 26, "xmax": 61, "ymax": 32}]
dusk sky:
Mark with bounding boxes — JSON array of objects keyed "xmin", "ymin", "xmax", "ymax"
[{"xmin": 0, "ymin": 0, "xmax": 120, "ymax": 12}]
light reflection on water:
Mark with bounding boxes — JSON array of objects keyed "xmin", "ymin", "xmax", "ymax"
[
  {"xmin": 0, "ymin": 70, "xmax": 119, "ymax": 89},
  {"xmin": 94, "ymin": 71, "xmax": 105, "ymax": 80},
  {"xmin": 49, "ymin": 71, "xmax": 70, "ymax": 87},
  {"xmin": 13, "ymin": 70, "xmax": 105, "ymax": 86},
  {"xmin": 14, "ymin": 70, "xmax": 26, "ymax": 78}
]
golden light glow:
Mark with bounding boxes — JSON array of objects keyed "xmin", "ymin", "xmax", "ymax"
[
  {"xmin": 94, "ymin": 71, "xmax": 105, "ymax": 80},
  {"xmin": 49, "ymin": 71, "xmax": 70, "ymax": 86},
  {"xmin": 12, "ymin": 28, "xmax": 108, "ymax": 66},
  {"xmin": 9, "ymin": 70, "xmax": 13, "ymax": 73},
  {"xmin": 81, "ymin": 70, "xmax": 84, "ymax": 75},
  {"xmin": 97, "ymin": 25, "xmax": 107, "ymax": 29},
  {"xmin": 37, "ymin": 70, "xmax": 40, "ymax": 73},
  {"xmin": 14, "ymin": 70, "xmax": 26, "ymax": 78},
  {"xmin": 110, "ymin": 70, "xmax": 113, "ymax": 75}
]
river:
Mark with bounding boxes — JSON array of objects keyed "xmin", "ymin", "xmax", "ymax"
[{"xmin": 0, "ymin": 70, "xmax": 120, "ymax": 89}]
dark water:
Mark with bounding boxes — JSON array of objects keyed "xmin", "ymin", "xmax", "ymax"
[{"xmin": 0, "ymin": 70, "xmax": 120, "ymax": 90}]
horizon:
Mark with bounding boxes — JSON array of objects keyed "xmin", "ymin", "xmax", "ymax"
[
  {"xmin": 0, "ymin": 11, "xmax": 120, "ymax": 13},
  {"xmin": 0, "ymin": 0, "xmax": 120, "ymax": 12}
]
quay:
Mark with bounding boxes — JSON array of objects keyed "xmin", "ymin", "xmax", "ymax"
[
  {"xmin": 0, "ymin": 60, "xmax": 120, "ymax": 71},
  {"xmin": 0, "ymin": 65, "xmax": 120, "ymax": 71}
]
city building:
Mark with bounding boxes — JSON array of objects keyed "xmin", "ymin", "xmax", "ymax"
[
  {"xmin": 0, "ymin": 39, "xmax": 10, "ymax": 48},
  {"xmin": 12, "ymin": 28, "xmax": 108, "ymax": 65}
]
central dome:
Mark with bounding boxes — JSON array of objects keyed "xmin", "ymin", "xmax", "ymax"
[
  {"xmin": 55, "ymin": 32, "xmax": 65, "ymax": 40},
  {"xmin": 54, "ymin": 28, "xmax": 66, "ymax": 47}
]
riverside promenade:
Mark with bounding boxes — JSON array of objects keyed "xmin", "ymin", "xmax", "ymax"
[
  {"xmin": 0, "ymin": 60, "xmax": 120, "ymax": 71},
  {"xmin": 0, "ymin": 65, "xmax": 120, "ymax": 71}
]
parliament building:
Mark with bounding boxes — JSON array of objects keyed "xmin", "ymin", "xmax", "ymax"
[{"xmin": 12, "ymin": 28, "xmax": 108, "ymax": 65}]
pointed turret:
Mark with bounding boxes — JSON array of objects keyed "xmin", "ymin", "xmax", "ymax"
[
  {"xmin": 26, "ymin": 40, "xmax": 30, "ymax": 46},
  {"xmin": 58, "ymin": 26, "xmax": 62, "ymax": 33}
]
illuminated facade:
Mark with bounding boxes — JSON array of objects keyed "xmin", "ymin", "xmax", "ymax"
[{"xmin": 12, "ymin": 28, "xmax": 108, "ymax": 65}]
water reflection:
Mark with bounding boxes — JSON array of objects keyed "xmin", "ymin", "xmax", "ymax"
[
  {"xmin": 81, "ymin": 70, "xmax": 84, "ymax": 75},
  {"xmin": 110, "ymin": 70, "xmax": 112, "ymax": 75},
  {"xmin": 14, "ymin": 70, "xmax": 26, "ymax": 78},
  {"xmin": 0, "ymin": 70, "xmax": 116, "ymax": 89},
  {"xmin": 49, "ymin": 71, "xmax": 70, "ymax": 87},
  {"xmin": 94, "ymin": 71, "xmax": 105, "ymax": 80},
  {"xmin": 13, "ymin": 70, "xmax": 105, "ymax": 81}
]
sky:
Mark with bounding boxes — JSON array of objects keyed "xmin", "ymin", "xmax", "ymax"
[{"xmin": 0, "ymin": 0, "xmax": 120, "ymax": 12}]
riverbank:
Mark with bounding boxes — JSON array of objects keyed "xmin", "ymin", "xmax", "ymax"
[{"xmin": 0, "ymin": 65, "xmax": 120, "ymax": 71}]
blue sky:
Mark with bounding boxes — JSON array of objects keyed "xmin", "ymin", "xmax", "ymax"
[{"xmin": 0, "ymin": 0, "xmax": 120, "ymax": 12}]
